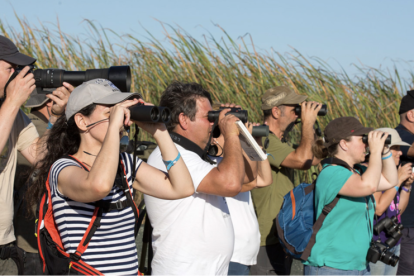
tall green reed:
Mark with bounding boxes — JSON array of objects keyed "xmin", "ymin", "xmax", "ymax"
[{"xmin": 1, "ymin": 17, "xmax": 412, "ymax": 182}]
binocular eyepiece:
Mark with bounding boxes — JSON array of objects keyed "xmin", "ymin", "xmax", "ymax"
[
  {"xmin": 11, "ymin": 65, "xmax": 132, "ymax": 92},
  {"xmin": 129, "ymin": 104, "xmax": 171, "ymax": 124},
  {"xmin": 294, "ymin": 104, "xmax": 327, "ymax": 116},
  {"xmin": 362, "ymin": 134, "xmax": 391, "ymax": 145}
]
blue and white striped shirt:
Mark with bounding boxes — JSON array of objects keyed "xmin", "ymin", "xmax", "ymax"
[{"xmin": 49, "ymin": 153, "xmax": 142, "ymax": 275}]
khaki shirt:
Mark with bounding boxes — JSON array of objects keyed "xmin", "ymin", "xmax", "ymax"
[
  {"xmin": 14, "ymin": 111, "xmax": 47, "ymax": 252},
  {"xmin": 0, "ymin": 109, "xmax": 39, "ymax": 245},
  {"xmin": 251, "ymin": 132, "xmax": 294, "ymax": 246}
]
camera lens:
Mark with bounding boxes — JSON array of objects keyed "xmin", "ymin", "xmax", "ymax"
[{"xmin": 380, "ymin": 251, "xmax": 399, "ymax": 267}]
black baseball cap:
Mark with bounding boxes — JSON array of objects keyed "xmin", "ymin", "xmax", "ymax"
[
  {"xmin": 399, "ymin": 90, "xmax": 414, "ymax": 115},
  {"xmin": 0, "ymin": 35, "xmax": 36, "ymax": 65}
]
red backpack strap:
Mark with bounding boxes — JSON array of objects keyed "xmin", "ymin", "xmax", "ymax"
[{"xmin": 69, "ymin": 207, "xmax": 103, "ymax": 262}]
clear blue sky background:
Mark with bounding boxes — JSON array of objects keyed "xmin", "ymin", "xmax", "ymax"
[{"xmin": 1, "ymin": 0, "xmax": 413, "ymax": 81}]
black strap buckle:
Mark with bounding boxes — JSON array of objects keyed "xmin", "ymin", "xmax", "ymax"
[
  {"xmin": 70, "ymin": 251, "xmax": 82, "ymax": 262},
  {"xmin": 322, "ymin": 206, "xmax": 333, "ymax": 215},
  {"xmin": 115, "ymin": 200, "xmax": 123, "ymax": 210}
]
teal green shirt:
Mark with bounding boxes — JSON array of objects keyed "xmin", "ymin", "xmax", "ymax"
[{"xmin": 303, "ymin": 164, "xmax": 375, "ymax": 271}]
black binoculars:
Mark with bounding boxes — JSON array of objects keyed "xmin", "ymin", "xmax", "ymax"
[
  {"xmin": 129, "ymin": 104, "xmax": 171, "ymax": 124},
  {"xmin": 294, "ymin": 104, "xmax": 327, "ymax": 116},
  {"xmin": 362, "ymin": 134, "xmax": 391, "ymax": 145},
  {"xmin": 208, "ymin": 107, "xmax": 248, "ymax": 123}
]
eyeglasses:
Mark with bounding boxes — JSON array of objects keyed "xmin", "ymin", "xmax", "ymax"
[{"xmin": 85, "ymin": 118, "xmax": 109, "ymax": 128}]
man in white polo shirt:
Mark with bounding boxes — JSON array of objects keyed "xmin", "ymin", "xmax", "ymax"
[{"xmin": 144, "ymin": 81, "xmax": 246, "ymax": 275}]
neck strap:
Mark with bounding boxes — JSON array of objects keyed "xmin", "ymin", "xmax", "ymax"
[{"xmin": 170, "ymin": 132, "xmax": 216, "ymax": 164}]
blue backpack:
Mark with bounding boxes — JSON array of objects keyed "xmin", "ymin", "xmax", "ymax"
[{"xmin": 276, "ymin": 159, "xmax": 355, "ymax": 261}]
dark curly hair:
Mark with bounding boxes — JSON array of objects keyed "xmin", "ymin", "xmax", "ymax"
[
  {"xmin": 25, "ymin": 104, "xmax": 96, "ymax": 216},
  {"xmin": 160, "ymin": 82, "xmax": 212, "ymax": 132}
]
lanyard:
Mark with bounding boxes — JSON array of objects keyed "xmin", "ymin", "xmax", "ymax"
[{"xmin": 366, "ymin": 195, "xmax": 375, "ymax": 238}]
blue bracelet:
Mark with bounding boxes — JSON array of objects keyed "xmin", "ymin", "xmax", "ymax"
[
  {"xmin": 394, "ymin": 186, "xmax": 399, "ymax": 192},
  {"xmin": 163, "ymin": 152, "xmax": 181, "ymax": 171},
  {"xmin": 382, "ymin": 153, "xmax": 392, "ymax": 160},
  {"xmin": 46, "ymin": 121, "xmax": 53, "ymax": 130},
  {"xmin": 267, "ymin": 153, "xmax": 275, "ymax": 160}
]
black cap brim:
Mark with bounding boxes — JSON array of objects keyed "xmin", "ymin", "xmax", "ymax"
[{"xmin": 1, "ymin": 52, "xmax": 36, "ymax": 66}]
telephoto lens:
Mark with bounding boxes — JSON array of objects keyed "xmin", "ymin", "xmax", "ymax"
[
  {"xmin": 208, "ymin": 109, "xmax": 248, "ymax": 123},
  {"xmin": 9, "ymin": 65, "xmax": 132, "ymax": 92},
  {"xmin": 362, "ymin": 134, "xmax": 391, "ymax": 145},
  {"xmin": 294, "ymin": 104, "xmax": 327, "ymax": 116}
]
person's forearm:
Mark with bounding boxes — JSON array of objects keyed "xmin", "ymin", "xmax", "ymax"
[
  {"xmin": 86, "ymin": 125, "xmax": 121, "ymax": 193},
  {"xmin": 257, "ymin": 159, "xmax": 272, "ymax": 187},
  {"xmin": 362, "ymin": 151, "xmax": 383, "ymax": 191},
  {"xmin": 399, "ymin": 189, "xmax": 411, "ymax": 214},
  {"xmin": 218, "ymin": 135, "xmax": 245, "ymax": 187},
  {"xmin": 381, "ymin": 152, "xmax": 398, "ymax": 188},
  {"xmin": 242, "ymin": 150, "xmax": 257, "ymax": 184},
  {"xmin": 0, "ymin": 101, "xmax": 21, "ymax": 154},
  {"xmin": 375, "ymin": 188, "xmax": 398, "ymax": 216},
  {"xmin": 295, "ymin": 120, "xmax": 315, "ymax": 161},
  {"xmin": 154, "ymin": 130, "xmax": 193, "ymax": 196}
]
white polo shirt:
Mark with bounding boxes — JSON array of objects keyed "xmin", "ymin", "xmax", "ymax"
[
  {"xmin": 211, "ymin": 156, "xmax": 260, "ymax": 266},
  {"xmin": 144, "ymin": 144, "xmax": 234, "ymax": 275}
]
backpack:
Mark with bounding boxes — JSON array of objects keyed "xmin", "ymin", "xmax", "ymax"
[
  {"xmin": 35, "ymin": 155, "xmax": 140, "ymax": 275},
  {"xmin": 276, "ymin": 158, "xmax": 357, "ymax": 261}
]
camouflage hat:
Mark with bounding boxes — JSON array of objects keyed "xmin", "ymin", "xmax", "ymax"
[{"xmin": 261, "ymin": 86, "xmax": 307, "ymax": 110}]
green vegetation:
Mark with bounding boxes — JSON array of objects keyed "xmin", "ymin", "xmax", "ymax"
[{"xmin": 1, "ymin": 17, "xmax": 412, "ymax": 182}]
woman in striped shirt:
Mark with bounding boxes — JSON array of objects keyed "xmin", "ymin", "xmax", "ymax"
[{"xmin": 26, "ymin": 79, "xmax": 194, "ymax": 275}]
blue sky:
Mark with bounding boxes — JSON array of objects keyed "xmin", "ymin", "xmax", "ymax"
[{"xmin": 1, "ymin": 0, "xmax": 413, "ymax": 81}]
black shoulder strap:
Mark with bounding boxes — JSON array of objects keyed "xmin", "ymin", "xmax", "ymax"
[
  {"xmin": 117, "ymin": 161, "xmax": 140, "ymax": 237},
  {"xmin": 301, "ymin": 195, "xmax": 340, "ymax": 261},
  {"xmin": 300, "ymin": 160, "xmax": 357, "ymax": 261},
  {"xmin": 139, "ymin": 213, "xmax": 153, "ymax": 275}
]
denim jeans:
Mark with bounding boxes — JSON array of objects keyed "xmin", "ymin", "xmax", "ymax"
[
  {"xmin": 397, "ymin": 227, "xmax": 414, "ymax": 275},
  {"xmin": 304, "ymin": 265, "xmax": 370, "ymax": 275},
  {"xmin": 369, "ymin": 244, "xmax": 400, "ymax": 275},
  {"xmin": 228, "ymin": 261, "xmax": 250, "ymax": 275}
]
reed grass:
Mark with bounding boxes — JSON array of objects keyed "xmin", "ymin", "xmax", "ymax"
[{"xmin": 1, "ymin": 17, "xmax": 412, "ymax": 182}]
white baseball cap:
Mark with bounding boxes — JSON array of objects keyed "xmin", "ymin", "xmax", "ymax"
[
  {"xmin": 65, "ymin": 79, "xmax": 141, "ymax": 119},
  {"xmin": 375, "ymin": 127, "xmax": 410, "ymax": 147}
]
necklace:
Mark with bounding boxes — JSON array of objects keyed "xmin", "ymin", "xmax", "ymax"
[{"xmin": 83, "ymin": 151, "xmax": 97, "ymax": 157}]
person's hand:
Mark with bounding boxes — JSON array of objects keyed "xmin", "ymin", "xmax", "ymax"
[
  {"xmin": 220, "ymin": 103, "xmax": 241, "ymax": 109},
  {"xmin": 398, "ymin": 163, "xmax": 412, "ymax": 187},
  {"xmin": 368, "ymin": 130, "xmax": 389, "ymax": 155},
  {"xmin": 405, "ymin": 173, "xmax": 414, "ymax": 187},
  {"xmin": 132, "ymin": 100, "xmax": 167, "ymax": 137},
  {"xmin": 300, "ymin": 101, "xmax": 322, "ymax": 125},
  {"xmin": 47, "ymin": 82, "xmax": 74, "ymax": 116},
  {"xmin": 218, "ymin": 108, "xmax": 240, "ymax": 139},
  {"xmin": 108, "ymin": 98, "xmax": 139, "ymax": 131},
  {"xmin": 5, "ymin": 66, "xmax": 35, "ymax": 108}
]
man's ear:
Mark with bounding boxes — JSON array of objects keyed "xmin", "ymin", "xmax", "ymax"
[
  {"xmin": 338, "ymin": 139, "xmax": 348, "ymax": 152},
  {"xmin": 271, "ymin": 106, "xmax": 280, "ymax": 119},
  {"xmin": 178, "ymin": 112, "xmax": 189, "ymax": 130},
  {"xmin": 74, "ymin": 114, "xmax": 88, "ymax": 132},
  {"xmin": 407, "ymin": 110, "xmax": 414, "ymax": 123}
]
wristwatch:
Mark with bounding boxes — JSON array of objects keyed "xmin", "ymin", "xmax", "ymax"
[{"xmin": 402, "ymin": 186, "xmax": 412, "ymax": 193}]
